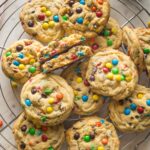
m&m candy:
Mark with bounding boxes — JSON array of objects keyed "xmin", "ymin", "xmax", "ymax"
[
  {"xmin": 0, "ymin": 120, "xmax": 3, "ymax": 127},
  {"xmin": 25, "ymin": 99, "xmax": 32, "ymax": 106},
  {"xmin": 80, "ymin": 0, "xmax": 85, "ymax": 5},
  {"xmin": 83, "ymin": 135, "xmax": 91, "ymax": 142},
  {"xmin": 105, "ymin": 63, "xmax": 112, "ymax": 69},
  {"xmin": 124, "ymin": 108, "xmax": 131, "ymax": 115},
  {"xmin": 6, "ymin": 51, "xmax": 11, "ymax": 57},
  {"xmin": 112, "ymin": 68, "xmax": 119, "ymax": 74},
  {"xmin": 146, "ymin": 99, "xmax": 150, "ymax": 106},
  {"xmin": 76, "ymin": 77, "xmax": 83, "ymax": 83},
  {"xmin": 76, "ymin": 17, "xmax": 84, "ymax": 24},
  {"xmin": 53, "ymin": 15, "xmax": 59, "ymax": 22},
  {"xmin": 82, "ymin": 95, "xmax": 88, "ymax": 102},
  {"xmin": 130, "ymin": 103, "xmax": 137, "ymax": 110},
  {"xmin": 13, "ymin": 60, "xmax": 20, "ymax": 66},
  {"xmin": 46, "ymin": 107, "xmax": 53, "ymax": 113},
  {"xmin": 112, "ymin": 59, "xmax": 119, "ymax": 65},
  {"xmin": 28, "ymin": 66, "xmax": 36, "ymax": 73},
  {"xmin": 28, "ymin": 128, "xmax": 35, "ymax": 135}
]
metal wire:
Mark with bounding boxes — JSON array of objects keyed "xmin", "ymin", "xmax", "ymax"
[{"xmin": 0, "ymin": 0, "xmax": 150, "ymax": 149}]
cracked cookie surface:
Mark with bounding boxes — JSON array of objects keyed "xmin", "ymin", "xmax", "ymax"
[{"xmin": 62, "ymin": 61, "xmax": 104, "ymax": 115}]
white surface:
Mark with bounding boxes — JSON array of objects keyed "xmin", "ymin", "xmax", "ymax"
[{"xmin": 0, "ymin": 0, "xmax": 150, "ymax": 150}]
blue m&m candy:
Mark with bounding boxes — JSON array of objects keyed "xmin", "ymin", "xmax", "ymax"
[
  {"xmin": 18, "ymin": 53, "xmax": 24, "ymax": 59},
  {"xmin": 80, "ymin": 0, "xmax": 85, "ymax": 5},
  {"xmin": 76, "ymin": 17, "xmax": 84, "ymax": 24},
  {"xmin": 82, "ymin": 95, "xmax": 88, "ymax": 102},
  {"xmin": 112, "ymin": 59, "xmax": 119, "ymax": 65},
  {"xmin": 25, "ymin": 99, "xmax": 32, "ymax": 106},
  {"xmin": 146, "ymin": 99, "xmax": 150, "ymax": 106},
  {"xmin": 100, "ymin": 119, "xmax": 105, "ymax": 124},
  {"xmin": 130, "ymin": 103, "xmax": 137, "ymax": 110},
  {"xmin": 13, "ymin": 60, "xmax": 20, "ymax": 66},
  {"xmin": 53, "ymin": 15, "xmax": 59, "ymax": 22},
  {"xmin": 124, "ymin": 108, "xmax": 131, "ymax": 115}
]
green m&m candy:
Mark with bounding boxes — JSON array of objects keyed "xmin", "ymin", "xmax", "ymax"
[
  {"xmin": 44, "ymin": 88, "xmax": 53, "ymax": 95},
  {"xmin": 28, "ymin": 127, "xmax": 35, "ymax": 135},
  {"xmin": 83, "ymin": 135, "xmax": 91, "ymax": 142},
  {"xmin": 112, "ymin": 68, "xmax": 119, "ymax": 74},
  {"xmin": 143, "ymin": 48, "xmax": 150, "ymax": 54},
  {"xmin": 6, "ymin": 51, "xmax": 11, "ymax": 57},
  {"xmin": 107, "ymin": 39, "xmax": 113, "ymax": 46},
  {"xmin": 28, "ymin": 66, "xmax": 36, "ymax": 73}
]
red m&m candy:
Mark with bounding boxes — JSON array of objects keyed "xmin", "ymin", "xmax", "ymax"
[
  {"xmin": 137, "ymin": 106, "xmax": 144, "ymax": 114},
  {"xmin": 38, "ymin": 14, "xmax": 45, "ymax": 21},
  {"xmin": 96, "ymin": 11, "xmax": 103, "ymax": 17}
]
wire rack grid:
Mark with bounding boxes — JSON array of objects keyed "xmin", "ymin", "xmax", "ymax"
[{"xmin": 0, "ymin": 0, "xmax": 150, "ymax": 150}]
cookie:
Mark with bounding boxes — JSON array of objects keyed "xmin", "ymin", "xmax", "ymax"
[
  {"xmin": 20, "ymin": 0, "xmax": 65, "ymax": 43},
  {"xmin": 42, "ymin": 45, "xmax": 92, "ymax": 73},
  {"xmin": 122, "ymin": 26, "xmax": 144, "ymax": 71},
  {"xmin": 20, "ymin": 73, "xmax": 74, "ymax": 126},
  {"xmin": 134, "ymin": 28, "xmax": 150, "ymax": 77},
  {"xmin": 13, "ymin": 113, "xmax": 64, "ymax": 150},
  {"xmin": 61, "ymin": 61, "xmax": 104, "ymax": 115},
  {"xmin": 109, "ymin": 85, "xmax": 150, "ymax": 132},
  {"xmin": 66, "ymin": 116, "xmax": 120, "ymax": 150},
  {"xmin": 40, "ymin": 34, "xmax": 86, "ymax": 63},
  {"xmin": 61, "ymin": 0, "xmax": 110, "ymax": 38},
  {"xmin": 86, "ymin": 49, "xmax": 138, "ymax": 100},
  {"xmin": 1, "ymin": 39, "xmax": 43, "ymax": 84},
  {"xmin": 86, "ymin": 17, "xmax": 122, "ymax": 53}
]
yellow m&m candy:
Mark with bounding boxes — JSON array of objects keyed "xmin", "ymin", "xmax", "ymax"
[
  {"xmin": 49, "ymin": 21, "xmax": 55, "ymax": 28},
  {"xmin": 42, "ymin": 23, "xmax": 49, "ymax": 30},
  {"xmin": 115, "ymin": 74, "xmax": 121, "ymax": 81},
  {"xmin": 30, "ymin": 59, "xmax": 35, "ymax": 64},
  {"xmin": 97, "ymin": 146, "xmax": 104, "ymax": 150},
  {"xmin": 76, "ymin": 77, "xmax": 83, "ymax": 83},
  {"xmin": 111, "ymin": 27, "xmax": 117, "ymax": 34},
  {"xmin": 92, "ymin": 95, "xmax": 99, "ymax": 101},
  {"xmin": 74, "ymin": 90, "xmax": 78, "ymax": 96},
  {"xmin": 48, "ymin": 98, "xmax": 54, "ymax": 104},
  {"xmin": 125, "ymin": 75, "xmax": 132, "ymax": 82},
  {"xmin": 46, "ymin": 107, "xmax": 53, "ymax": 113},
  {"xmin": 18, "ymin": 64, "xmax": 25, "ymax": 70},
  {"xmin": 105, "ymin": 63, "xmax": 112, "ymax": 69},
  {"xmin": 106, "ymin": 73, "xmax": 113, "ymax": 80},
  {"xmin": 41, "ymin": 6, "xmax": 47, "ymax": 12},
  {"xmin": 137, "ymin": 93, "xmax": 143, "ymax": 99},
  {"xmin": 46, "ymin": 11, "xmax": 52, "ymax": 17}
]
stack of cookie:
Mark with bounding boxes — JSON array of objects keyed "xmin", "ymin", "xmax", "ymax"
[{"xmin": 1, "ymin": 0, "xmax": 150, "ymax": 149}]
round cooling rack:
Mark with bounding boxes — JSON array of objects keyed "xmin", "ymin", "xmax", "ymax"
[{"xmin": 0, "ymin": 0, "xmax": 150, "ymax": 150}]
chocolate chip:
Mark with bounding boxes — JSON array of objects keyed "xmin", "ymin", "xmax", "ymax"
[
  {"xmin": 21, "ymin": 125, "xmax": 27, "ymax": 132},
  {"xmin": 76, "ymin": 7, "xmax": 82, "ymax": 13},
  {"xmin": 28, "ymin": 20, "xmax": 34, "ymax": 27},
  {"xmin": 68, "ymin": 0, "xmax": 74, "ymax": 7},
  {"xmin": 68, "ymin": 10, "xmax": 74, "ymax": 16},
  {"xmin": 16, "ymin": 45, "xmax": 23, "ymax": 51},
  {"xmin": 20, "ymin": 142, "xmax": 26, "ymax": 149},
  {"xmin": 31, "ymin": 88, "xmax": 37, "ymax": 94},
  {"xmin": 74, "ymin": 132, "xmax": 80, "ymax": 140},
  {"xmin": 41, "ymin": 93, "xmax": 47, "ymax": 98},
  {"xmin": 90, "ymin": 133, "xmax": 95, "ymax": 139},
  {"xmin": 135, "ymin": 115, "xmax": 140, "ymax": 119},
  {"xmin": 119, "ymin": 100, "xmax": 124, "ymax": 105}
]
